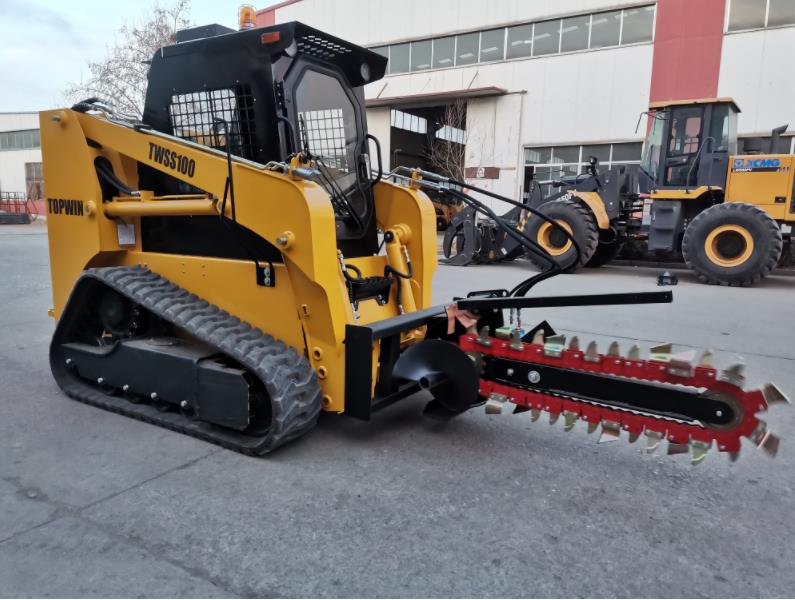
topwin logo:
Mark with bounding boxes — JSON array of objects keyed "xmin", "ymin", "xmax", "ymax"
[{"xmin": 732, "ymin": 157, "xmax": 781, "ymax": 172}]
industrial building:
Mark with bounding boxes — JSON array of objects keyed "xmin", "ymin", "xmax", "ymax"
[
  {"xmin": 0, "ymin": 112, "xmax": 44, "ymax": 214},
  {"xmin": 256, "ymin": 0, "xmax": 795, "ymax": 209}
]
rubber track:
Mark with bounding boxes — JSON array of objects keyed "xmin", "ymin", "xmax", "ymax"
[{"xmin": 50, "ymin": 266, "xmax": 322, "ymax": 455}]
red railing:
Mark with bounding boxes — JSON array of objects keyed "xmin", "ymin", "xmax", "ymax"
[{"xmin": 0, "ymin": 192, "xmax": 39, "ymax": 220}]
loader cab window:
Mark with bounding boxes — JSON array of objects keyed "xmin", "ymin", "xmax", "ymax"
[
  {"xmin": 292, "ymin": 67, "xmax": 371, "ymax": 232},
  {"xmin": 709, "ymin": 104, "xmax": 738, "ymax": 154},
  {"xmin": 640, "ymin": 111, "xmax": 665, "ymax": 182},
  {"xmin": 664, "ymin": 106, "xmax": 704, "ymax": 187}
]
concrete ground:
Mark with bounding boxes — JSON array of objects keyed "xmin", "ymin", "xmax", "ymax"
[{"xmin": 2, "ymin": 221, "xmax": 794, "ymax": 598}]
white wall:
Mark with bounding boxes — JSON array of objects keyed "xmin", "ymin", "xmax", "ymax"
[
  {"xmin": 718, "ymin": 27, "xmax": 795, "ymax": 137},
  {"xmin": 0, "ymin": 113, "xmax": 40, "ymax": 194},
  {"xmin": 0, "ymin": 149, "xmax": 40, "ymax": 193},
  {"xmin": 0, "ymin": 112, "xmax": 38, "ymax": 132},
  {"xmin": 365, "ymin": 106, "xmax": 391, "ymax": 172}
]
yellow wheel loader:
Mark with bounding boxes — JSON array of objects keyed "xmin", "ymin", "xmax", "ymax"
[
  {"xmin": 41, "ymin": 22, "xmax": 787, "ymax": 461},
  {"xmin": 523, "ymin": 98, "xmax": 794, "ymax": 285}
]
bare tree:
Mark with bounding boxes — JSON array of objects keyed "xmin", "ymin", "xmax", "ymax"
[
  {"xmin": 427, "ymin": 99, "xmax": 467, "ymax": 182},
  {"xmin": 65, "ymin": 0, "xmax": 192, "ymax": 118}
]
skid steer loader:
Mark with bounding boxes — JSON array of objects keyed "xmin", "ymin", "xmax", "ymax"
[
  {"xmin": 41, "ymin": 22, "xmax": 787, "ymax": 462},
  {"xmin": 521, "ymin": 99, "xmax": 794, "ymax": 285}
]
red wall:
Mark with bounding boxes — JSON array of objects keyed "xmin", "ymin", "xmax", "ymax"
[{"xmin": 650, "ymin": 0, "xmax": 726, "ymax": 102}]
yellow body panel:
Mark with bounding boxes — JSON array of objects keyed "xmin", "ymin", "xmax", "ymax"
[
  {"xmin": 571, "ymin": 191, "xmax": 610, "ymax": 229},
  {"xmin": 41, "ymin": 109, "xmax": 437, "ymax": 414},
  {"xmin": 725, "ymin": 154, "xmax": 795, "ymax": 222}
]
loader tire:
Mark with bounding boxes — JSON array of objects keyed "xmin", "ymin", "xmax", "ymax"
[
  {"xmin": 526, "ymin": 198, "xmax": 598, "ymax": 272},
  {"xmin": 585, "ymin": 229, "xmax": 622, "ymax": 268},
  {"xmin": 682, "ymin": 202, "xmax": 782, "ymax": 286}
]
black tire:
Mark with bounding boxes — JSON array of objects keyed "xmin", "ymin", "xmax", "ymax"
[
  {"xmin": 525, "ymin": 198, "xmax": 599, "ymax": 272},
  {"xmin": 682, "ymin": 202, "xmax": 782, "ymax": 286},
  {"xmin": 585, "ymin": 230, "xmax": 623, "ymax": 268}
]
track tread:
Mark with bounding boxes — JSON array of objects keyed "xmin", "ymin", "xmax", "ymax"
[{"xmin": 50, "ymin": 266, "xmax": 322, "ymax": 455}]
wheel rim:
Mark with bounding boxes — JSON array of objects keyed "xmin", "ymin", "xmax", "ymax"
[
  {"xmin": 704, "ymin": 224, "xmax": 754, "ymax": 268},
  {"xmin": 537, "ymin": 220, "xmax": 573, "ymax": 256}
]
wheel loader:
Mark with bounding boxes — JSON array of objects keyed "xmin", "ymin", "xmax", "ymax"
[
  {"xmin": 40, "ymin": 21, "xmax": 787, "ymax": 462},
  {"xmin": 519, "ymin": 98, "xmax": 794, "ymax": 285}
]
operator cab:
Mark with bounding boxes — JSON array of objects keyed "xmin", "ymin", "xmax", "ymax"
[
  {"xmin": 140, "ymin": 21, "xmax": 387, "ymax": 258},
  {"xmin": 639, "ymin": 98, "xmax": 739, "ymax": 193}
]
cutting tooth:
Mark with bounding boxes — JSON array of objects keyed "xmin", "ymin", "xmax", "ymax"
[
  {"xmin": 598, "ymin": 420, "xmax": 621, "ymax": 443},
  {"xmin": 531, "ymin": 408, "xmax": 541, "ymax": 422},
  {"xmin": 477, "ymin": 326, "xmax": 492, "ymax": 347},
  {"xmin": 645, "ymin": 430, "xmax": 663, "ymax": 453},
  {"xmin": 532, "ymin": 329, "xmax": 545, "ymax": 345},
  {"xmin": 568, "ymin": 336, "xmax": 580, "ymax": 351},
  {"xmin": 669, "ymin": 350, "xmax": 696, "ymax": 377},
  {"xmin": 758, "ymin": 431, "xmax": 781, "ymax": 457},
  {"xmin": 587, "ymin": 421, "xmax": 599, "ymax": 434},
  {"xmin": 509, "ymin": 329, "xmax": 524, "ymax": 351},
  {"xmin": 650, "ymin": 342, "xmax": 673, "ymax": 361},
  {"xmin": 690, "ymin": 440, "xmax": 712, "ymax": 466},
  {"xmin": 698, "ymin": 350, "xmax": 714, "ymax": 367},
  {"xmin": 513, "ymin": 405, "xmax": 530, "ymax": 414},
  {"xmin": 667, "ymin": 442, "xmax": 689, "ymax": 455},
  {"xmin": 728, "ymin": 451, "xmax": 741, "ymax": 463},
  {"xmin": 549, "ymin": 412, "xmax": 560, "ymax": 425},
  {"xmin": 563, "ymin": 411, "xmax": 578, "ymax": 431},
  {"xmin": 484, "ymin": 393, "xmax": 507, "ymax": 414},
  {"xmin": 585, "ymin": 341, "xmax": 599, "ymax": 362},
  {"xmin": 543, "ymin": 334, "xmax": 566, "ymax": 358},
  {"xmin": 720, "ymin": 361, "xmax": 746, "ymax": 387},
  {"xmin": 627, "ymin": 345, "xmax": 641, "ymax": 361},
  {"xmin": 762, "ymin": 383, "xmax": 790, "ymax": 407},
  {"xmin": 628, "ymin": 431, "xmax": 640, "ymax": 444},
  {"xmin": 607, "ymin": 341, "xmax": 620, "ymax": 357}
]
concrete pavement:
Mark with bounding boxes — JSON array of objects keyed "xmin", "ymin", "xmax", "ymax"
[{"xmin": 2, "ymin": 222, "xmax": 794, "ymax": 598}]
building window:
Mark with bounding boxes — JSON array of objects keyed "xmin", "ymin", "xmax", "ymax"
[
  {"xmin": 590, "ymin": 10, "xmax": 622, "ymax": 48},
  {"xmin": 533, "ymin": 20, "xmax": 560, "ymax": 56},
  {"xmin": 455, "ymin": 32, "xmax": 479, "ymax": 66},
  {"xmin": 433, "ymin": 36, "xmax": 455, "ymax": 68},
  {"xmin": 389, "ymin": 43, "xmax": 410, "ymax": 74},
  {"xmin": 621, "ymin": 5, "xmax": 656, "ymax": 44},
  {"xmin": 410, "ymin": 40, "xmax": 432, "ymax": 71},
  {"xmin": 560, "ymin": 15, "xmax": 590, "ymax": 52},
  {"xmin": 0, "ymin": 129, "xmax": 40, "ymax": 151},
  {"xmin": 728, "ymin": 0, "xmax": 767, "ymax": 30},
  {"xmin": 524, "ymin": 142, "xmax": 643, "ymax": 198},
  {"xmin": 738, "ymin": 135, "xmax": 794, "ymax": 154},
  {"xmin": 369, "ymin": 4, "xmax": 655, "ymax": 76},
  {"xmin": 390, "ymin": 109, "xmax": 427, "ymax": 135},
  {"xmin": 728, "ymin": 0, "xmax": 795, "ymax": 30},
  {"xmin": 768, "ymin": 0, "xmax": 795, "ymax": 26},
  {"xmin": 506, "ymin": 24, "xmax": 533, "ymax": 59},
  {"xmin": 25, "ymin": 162, "xmax": 44, "ymax": 200},
  {"xmin": 479, "ymin": 28, "xmax": 505, "ymax": 62}
]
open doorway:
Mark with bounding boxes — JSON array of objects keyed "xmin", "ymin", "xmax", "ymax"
[{"xmin": 389, "ymin": 102, "xmax": 466, "ymax": 229}]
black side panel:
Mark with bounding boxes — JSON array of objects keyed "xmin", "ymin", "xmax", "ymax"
[
  {"xmin": 648, "ymin": 201, "xmax": 684, "ymax": 252},
  {"xmin": 141, "ymin": 216, "xmax": 283, "ymax": 262}
]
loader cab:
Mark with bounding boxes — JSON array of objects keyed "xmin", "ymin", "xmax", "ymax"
[
  {"xmin": 140, "ymin": 21, "xmax": 387, "ymax": 258},
  {"xmin": 639, "ymin": 99, "xmax": 739, "ymax": 193}
]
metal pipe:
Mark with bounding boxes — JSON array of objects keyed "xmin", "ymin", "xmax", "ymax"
[{"xmin": 104, "ymin": 199, "xmax": 220, "ymax": 218}]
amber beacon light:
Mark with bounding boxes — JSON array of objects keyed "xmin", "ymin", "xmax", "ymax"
[{"xmin": 238, "ymin": 4, "xmax": 256, "ymax": 30}]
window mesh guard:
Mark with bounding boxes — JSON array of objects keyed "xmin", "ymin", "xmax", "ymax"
[
  {"xmin": 298, "ymin": 108, "xmax": 349, "ymax": 171},
  {"xmin": 168, "ymin": 86, "xmax": 256, "ymax": 158}
]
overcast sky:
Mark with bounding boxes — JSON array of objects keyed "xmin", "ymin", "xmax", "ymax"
[{"xmin": 0, "ymin": 0, "xmax": 279, "ymax": 112}]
